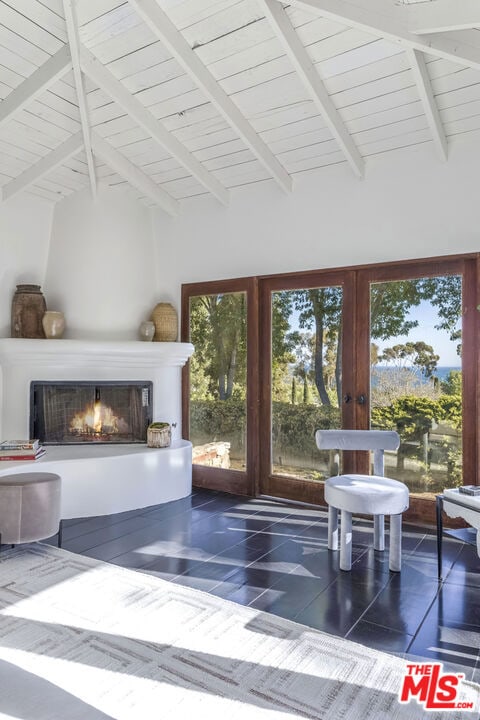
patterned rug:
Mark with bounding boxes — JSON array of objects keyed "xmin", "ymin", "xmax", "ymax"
[{"xmin": 0, "ymin": 544, "xmax": 478, "ymax": 720}]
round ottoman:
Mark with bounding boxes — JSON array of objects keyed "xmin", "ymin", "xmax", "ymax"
[{"xmin": 0, "ymin": 473, "xmax": 61, "ymax": 546}]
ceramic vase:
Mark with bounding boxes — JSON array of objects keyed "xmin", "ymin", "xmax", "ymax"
[
  {"xmin": 42, "ymin": 311, "xmax": 65, "ymax": 339},
  {"xmin": 139, "ymin": 320, "xmax": 155, "ymax": 341}
]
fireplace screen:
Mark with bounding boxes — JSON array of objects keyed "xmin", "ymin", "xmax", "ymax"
[{"xmin": 30, "ymin": 382, "xmax": 153, "ymax": 445}]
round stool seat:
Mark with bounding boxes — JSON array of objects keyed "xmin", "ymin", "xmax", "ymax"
[
  {"xmin": 0, "ymin": 472, "xmax": 61, "ymax": 544},
  {"xmin": 325, "ymin": 474, "xmax": 409, "ymax": 516}
]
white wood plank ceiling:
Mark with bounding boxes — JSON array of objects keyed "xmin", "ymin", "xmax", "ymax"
[{"xmin": 0, "ymin": 0, "xmax": 479, "ymax": 212}]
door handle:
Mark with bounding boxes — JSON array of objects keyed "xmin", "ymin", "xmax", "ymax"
[{"xmin": 357, "ymin": 394, "xmax": 367, "ymax": 405}]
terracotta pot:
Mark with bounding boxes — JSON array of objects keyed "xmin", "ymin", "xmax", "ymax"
[
  {"xmin": 11, "ymin": 284, "xmax": 47, "ymax": 338},
  {"xmin": 42, "ymin": 311, "xmax": 65, "ymax": 339},
  {"xmin": 150, "ymin": 303, "xmax": 178, "ymax": 342}
]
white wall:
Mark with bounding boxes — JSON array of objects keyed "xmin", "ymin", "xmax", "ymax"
[
  {"xmin": 153, "ymin": 137, "xmax": 480, "ymax": 308},
  {"xmin": 0, "ymin": 194, "xmax": 53, "ymax": 337},
  {"xmin": 45, "ymin": 188, "xmax": 159, "ymax": 340}
]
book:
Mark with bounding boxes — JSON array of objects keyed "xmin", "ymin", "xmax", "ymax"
[
  {"xmin": 458, "ymin": 485, "xmax": 480, "ymax": 496},
  {"xmin": 0, "ymin": 448, "xmax": 45, "ymax": 462},
  {"xmin": 0, "ymin": 439, "xmax": 40, "ymax": 451},
  {"xmin": 0, "ymin": 446, "xmax": 42, "ymax": 457}
]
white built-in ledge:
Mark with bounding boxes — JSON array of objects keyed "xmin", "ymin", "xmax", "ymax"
[{"xmin": 0, "ymin": 441, "xmax": 192, "ymax": 519}]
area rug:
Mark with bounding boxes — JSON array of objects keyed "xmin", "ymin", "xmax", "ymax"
[{"xmin": 0, "ymin": 545, "xmax": 477, "ymax": 720}]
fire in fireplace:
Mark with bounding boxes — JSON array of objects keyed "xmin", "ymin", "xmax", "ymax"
[{"xmin": 30, "ymin": 381, "xmax": 153, "ymax": 444}]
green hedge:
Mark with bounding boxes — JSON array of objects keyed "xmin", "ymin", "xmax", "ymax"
[
  {"xmin": 271, "ymin": 402, "xmax": 340, "ymax": 455},
  {"xmin": 190, "ymin": 400, "xmax": 340, "ymax": 457},
  {"xmin": 191, "ymin": 395, "xmax": 461, "ymax": 459},
  {"xmin": 371, "ymin": 395, "xmax": 461, "ymax": 438}
]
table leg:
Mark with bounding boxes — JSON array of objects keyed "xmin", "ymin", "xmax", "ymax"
[{"xmin": 436, "ymin": 495, "xmax": 443, "ymax": 580}]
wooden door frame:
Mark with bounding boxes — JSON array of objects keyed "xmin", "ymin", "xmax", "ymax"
[
  {"xmin": 181, "ymin": 277, "xmax": 259, "ymax": 496},
  {"xmin": 258, "ymin": 268, "xmax": 356, "ymax": 505},
  {"xmin": 357, "ymin": 255, "xmax": 479, "ymax": 521},
  {"xmin": 181, "ymin": 253, "xmax": 479, "ymax": 522}
]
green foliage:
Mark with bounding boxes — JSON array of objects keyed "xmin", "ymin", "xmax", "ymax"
[
  {"xmin": 371, "ymin": 281, "xmax": 422, "ymax": 340},
  {"xmin": 303, "ymin": 377, "xmax": 310, "ymax": 404},
  {"xmin": 274, "ymin": 276, "xmax": 462, "ymax": 407},
  {"xmin": 190, "ymin": 275, "xmax": 461, "ymax": 424},
  {"xmin": 290, "ymin": 287, "xmax": 342, "ymax": 405},
  {"xmin": 190, "ymin": 293, "xmax": 246, "ymax": 401},
  {"xmin": 437, "ymin": 394, "xmax": 462, "ymax": 429},
  {"xmin": 272, "ymin": 402, "xmax": 340, "ymax": 456},
  {"xmin": 371, "ymin": 276, "xmax": 460, "ymax": 345},
  {"xmin": 190, "ymin": 399, "xmax": 340, "ymax": 458},
  {"xmin": 191, "ymin": 394, "xmax": 461, "ymax": 486},
  {"xmin": 419, "ymin": 276, "xmax": 462, "ymax": 352},
  {"xmin": 190, "ymin": 399, "xmax": 246, "ymax": 454},
  {"xmin": 371, "ymin": 394, "xmax": 462, "ymax": 438},
  {"xmin": 441, "ymin": 369, "xmax": 462, "ymax": 395}
]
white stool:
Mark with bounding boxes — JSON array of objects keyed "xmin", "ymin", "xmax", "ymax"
[
  {"xmin": 316, "ymin": 430, "xmax": 409, "ymax": 572},
  {"xmin": 0, "ymin": 472, "xmax": 62, "ymax": 547}
]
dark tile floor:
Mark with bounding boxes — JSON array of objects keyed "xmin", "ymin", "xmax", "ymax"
[{"xmin": 57, "ymin": 488, "xmax": 480, "ymax": 682}]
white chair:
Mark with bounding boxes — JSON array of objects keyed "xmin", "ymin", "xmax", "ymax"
[{"xmin": 315, "ymin": 430, "xmax": 409, "ymax": 572}]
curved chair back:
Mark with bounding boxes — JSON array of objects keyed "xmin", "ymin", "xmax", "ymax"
[{"xmin": 315, "ymin": 429, "xmax": 400, "ymax": 476}]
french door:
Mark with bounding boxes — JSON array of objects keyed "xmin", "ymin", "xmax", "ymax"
[
  {"xmin": 182, "ymin": 255, "xmax": 478, "ymax": 520},
  {"xmin": 258, "ymin": 269, "xmax": 357, "ymax": 505},
  {"xmin": 181, "ymin": 277, "xmax": 258, "ymax": 495}
]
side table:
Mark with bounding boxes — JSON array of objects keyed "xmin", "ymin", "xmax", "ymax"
[{"xmin": 436, "ymin": 489, "xmax": 480, "ymax": 579}]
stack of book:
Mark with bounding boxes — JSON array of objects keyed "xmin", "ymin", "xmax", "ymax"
[
  {"xmin": 0, "ymin": 439, "xmax": 45, "ymax": 461},
  {"xmin": 459, "ymin": 485, "xmax": 480, "ymax": 496}
]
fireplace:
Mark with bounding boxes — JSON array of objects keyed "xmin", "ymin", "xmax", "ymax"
[
  {"xmin": 0, "ymin": 339, "xmax": 194, "ymax": 518},
  {"xmin": 30, "ymin": 381, "xmax": 153, "ymax": 445}
]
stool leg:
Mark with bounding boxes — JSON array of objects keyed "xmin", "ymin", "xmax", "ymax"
[
  {"xmin": 374, "ymin": 514, "xmax": 385, "ymax": 551},
  {"xmin": 328, "ymin": 506, "xmax": 339, "ymax": 551},
  {"xmin": 340, "ymin": 510, "xmax": 352, "ymax": 571},
  {"xmin": 389, "ymin": 513, "xmax": 402, "ymax": 572}
]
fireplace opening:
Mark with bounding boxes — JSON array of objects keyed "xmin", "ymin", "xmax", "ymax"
[{"xmin": 30, "ymin": 381, "xmax": 153, "ymax": 445}]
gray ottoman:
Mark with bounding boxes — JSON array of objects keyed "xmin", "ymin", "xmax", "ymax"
[{"xmin": 0, "ymin": 473, "xmax": 61, "ymax": 546}]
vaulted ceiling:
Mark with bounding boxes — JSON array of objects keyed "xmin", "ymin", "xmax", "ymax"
[{"xmin": 1, "ymin": 0, "xmax": 479, "ymax": 214}]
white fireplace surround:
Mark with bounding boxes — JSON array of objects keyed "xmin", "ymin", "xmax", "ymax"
[{"xmin": 0, "ymin": 338, "xmax": 194, "ymax": 519}]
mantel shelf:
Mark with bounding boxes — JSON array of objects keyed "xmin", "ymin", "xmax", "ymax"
[{"xmin": 0, "ymin": 338, "xmax": 194, "ymax": 368}]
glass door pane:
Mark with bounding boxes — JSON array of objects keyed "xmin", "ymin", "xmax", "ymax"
[
  {"xmin": 189, "ymin": 291, "xmax": 247, "ymax": 472},
  {"xmin": 271, "ymin": 286, "xmax": 343, "ymax": 482},
  {"xmin": 369, "ymin": 275, "xmax": 462, "ymax": 494}
]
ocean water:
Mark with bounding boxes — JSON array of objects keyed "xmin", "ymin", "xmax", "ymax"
[
  {"xmin": 372, "ymin": 366, "xmax": 461, "ymax": 385},
  {"xmin": 434, "ymin": 366, "xmax": 461, "ymax": 382}
]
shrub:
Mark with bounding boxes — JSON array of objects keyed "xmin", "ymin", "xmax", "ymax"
[{"xmin": 371, "ymin": 394, "xmax": 462, "ymax": 437}]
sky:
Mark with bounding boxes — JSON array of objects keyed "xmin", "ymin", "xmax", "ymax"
[
  {"xmin": 284, "ymin": 296, "xmax": 461, "ymax": 368},
  {"xmin": 374, "ymin": 299, "xmax": 461, "ymax": 367}
]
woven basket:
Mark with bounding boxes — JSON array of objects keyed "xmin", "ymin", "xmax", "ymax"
[
  {"xmin": 147, "ymin": 423, "xmax": 171, "ymax": 448},
  {"xmin": 151, "ymin": 303, "xmax": 178, "ymax": 342}
]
